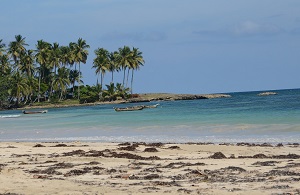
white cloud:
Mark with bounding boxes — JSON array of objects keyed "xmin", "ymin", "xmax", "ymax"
[{"xmin": 232, "ymin": 21, "xmax": 282, "ymax": 36}]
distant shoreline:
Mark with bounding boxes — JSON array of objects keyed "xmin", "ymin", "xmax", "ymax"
[{"xmin": 18, "ymin": 93, "xmax": 231, "ymax": 110}]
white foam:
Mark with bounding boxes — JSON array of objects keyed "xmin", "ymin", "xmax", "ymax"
[{"xmin": 0, "ymin": 115, "xmax": 21, "ymax": 118}]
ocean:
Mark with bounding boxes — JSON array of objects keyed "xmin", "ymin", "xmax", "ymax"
[{"xmin": 0, "ymin": 89, "xmax": 300, "ymax": 143}]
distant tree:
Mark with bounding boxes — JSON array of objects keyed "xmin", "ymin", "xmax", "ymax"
[
  {"xmin": 35, "ymin": 40, "xmax": 51, "ymax": 102},
  {"xmin": 116, "ymin": 46, "xmax": 131, "ymax": 86},
  {"xmin": 129, "ymin": 47, "xmax": 144, "ymax": 95},
  {"xmin": 0, "ymin": 54, "xmax": 11, "ymax": 76},
  {"xmin": 8, "ymin": 35, "xmax": 28, "ymax": 70},
  {"xmin": 0, "ymin": 39, "xmax": 6, "ymax": 56},
  {"xmin": 108, "ymin": 51, "xmax": 119, "ymax": 83},
  {"xmin": 72, "ymin": 38, "xmax": 89, "ymax": 99},
  {"xmin": 93, "ymin": 48, "xmax": 109, "ymax": 90},
  {"xmin": 19, "ymin": 49, "xmax": 35, "ymax": 78},
  {"xmin": 0, "ymin": 75, "xmax": 11, "ymax": 109},
  {"xmin": 9, "ymin": 71, "xmax": 29, "ymax": 107},
  {"xmin": 69, "ymin": 69, "xmax": 83, "ymax": 96},
  {"xmin": 52, "ymin": 67, "xmax": 70, "ymax": 100},
  {"xmin": 102, "ymin": 82, "xmax": 118, "ymax": 101}
]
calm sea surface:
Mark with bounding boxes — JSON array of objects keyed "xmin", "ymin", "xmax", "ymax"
[{"xmin": 1, "ymin": 89, "xmax": 300, "ymax": 143}]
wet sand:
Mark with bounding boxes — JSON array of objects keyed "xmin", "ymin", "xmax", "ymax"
[{"xmin": 0, "ymin": 142, "xmax": 300, "ymax": 194}]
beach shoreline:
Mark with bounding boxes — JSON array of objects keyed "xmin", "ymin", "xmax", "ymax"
[{"xmin": 1, "ymin": 141, "xmax": 299, "ymax": 194}]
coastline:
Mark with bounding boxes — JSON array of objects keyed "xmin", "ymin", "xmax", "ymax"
[
  {"xmin": 18, "ymin": 93, "xmax": 231, "ymax": 110},
  {"xmin": 1, "ymin": 142, "xmax": 299, "ymax": 194}
]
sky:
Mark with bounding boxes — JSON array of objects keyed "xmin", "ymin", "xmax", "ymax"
[{"xmin": 1, "ymin": 0, "xmax": 300, "ymax": 94}]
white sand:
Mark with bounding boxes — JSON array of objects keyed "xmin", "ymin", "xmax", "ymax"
[{"xmin": 0, "ymin": 142, "xmax": 299, "ymax": 194}]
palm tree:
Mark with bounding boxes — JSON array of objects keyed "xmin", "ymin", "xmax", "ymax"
[
  {"xmin": 72, "ymin": 38, "xmax": 89, "ymax": 99},
  {"xmin": 35, "ymin": 40, "xmax": 51, "ymax": 102},
  {"xmin": 108, "ymin": 51, "xmax": 119, "ymax": 83},
  {"xmin": 0, "ymin": 54, "xmax": 11, "ymax": 76},
  {"xmin": 8, "ymin": 35, "xmax": 28, "ymax": 70},
  {"xmin": 49, "ymin": 43, "xmax": 61, "ymax": 74},
  {"xmin": 19, "ymin": 49, "xmax": 35, "ymax": 78},
  {"xmin": 52, "ymin": 67, "xmax": 70, "ymax": 100},
  {"xmin": 0, "ymin": 39, "xmax": 6, "ymax": 56},
  {"xmin": 9, "ymin": 71, "xmax": 29, "ymax": 107},
  {"xmin": 93, "ymin": 48, "xmax": 109, "ymax": 90},
  {"xmin": 129, "ymin": 47, "xmax": 145, "ymax": 95},
  {"xmin": 60, "ymin": 45, "xmax": 73, "ymax": 68},
  {"xmin": 48, "ymin": 42, "xmax": 61, "ymax": 97},
  {"xmin": 69, "ymin": 69, "xmax": 83, "ymax": 97},
  {"xmin": 116, "ymin": 46, "xmax": 131, "ymax": 86},
  {"xmin": 115, "ymin": 82, "xmax": 130, "ymax": 99},
  {"xmin": 102, "ymin": 82, "xmax": 118, "ymax": 101}
]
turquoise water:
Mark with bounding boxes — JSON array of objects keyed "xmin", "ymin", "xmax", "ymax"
[{"xmin": 0, "ymin": 89, "xmax": 300, "ymax": 143}]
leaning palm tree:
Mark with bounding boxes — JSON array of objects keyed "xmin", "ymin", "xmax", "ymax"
[
  {"xmin": 93, "ymin": 48, "xmax": 109, "ymax": 90},
  {"xmin": 72, "ymin": 38, "xmax": 89, "ymax": 99},
  {"xmin": 129, "ymin": 47, "xmax": 145, "ymax": 95}
]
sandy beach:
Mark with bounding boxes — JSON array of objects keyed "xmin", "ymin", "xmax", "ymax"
[{"xmin": 0, "ymin": 142, "xmax": 300, "ymax": 194}]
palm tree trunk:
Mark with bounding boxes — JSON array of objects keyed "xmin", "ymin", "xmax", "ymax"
[
  {"xmin": 126, "ymin": 68, "xmax": 130, "ymax": 87},
  {"xmin": 101, "ymin": 72, "xmax": 103, "ymax": 91},
  {"xmin": 131, "ymin": 70, "xmax": 134, "ymax": 96},
  {"xmin": 78, "ymin": 62, "xmax": 80, "ymax": 100},
  {"xmin": 123, "ymin": 68, "xmax": 126, "ymax": 86},
  {"xmin": 38, "ymin": 70, "xmax": 41, "ymax": 102}
]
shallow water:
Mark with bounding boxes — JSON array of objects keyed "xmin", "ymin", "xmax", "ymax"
[{"xmin": 1, "ymin": 89, "xmax": 300, "ymax": 143}]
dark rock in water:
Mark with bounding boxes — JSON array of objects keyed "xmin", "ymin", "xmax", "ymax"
[{"xmin": 210, "ymin": 152, "xmax": 227, "ymax": 159}]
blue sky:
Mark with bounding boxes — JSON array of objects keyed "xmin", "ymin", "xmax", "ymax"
[{"xmin": 1, "ymin": 0, "xmax": 300, "ymax": 94}]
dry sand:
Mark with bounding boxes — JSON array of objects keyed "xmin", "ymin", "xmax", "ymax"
[{"xmin": 0, "ymin": 142, "xmax": 300, "ymax": 195}]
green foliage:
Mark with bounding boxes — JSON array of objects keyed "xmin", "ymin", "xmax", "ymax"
[
  {"xmin": 0, "ymin": 75, "xmax": 11, "ymax": 109},
  {"xmin": 0, "ymin": 35, "xmax": 145, "ymax": 109},
  {"xmin": 79, "ymin": 85, "xmax": 100, "ymax": 104},
  {"xmin": 101, "ymin": 82, "xmax": 129, "ymax": 101}
]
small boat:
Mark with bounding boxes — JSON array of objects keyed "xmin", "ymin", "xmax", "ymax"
[
  {"xmin": 114, "ymin": 106, "xmax": 144, "ymax": 112},
  {"xmin": 22, "ymin": 110, "xmax": 48, "ymax": 114}
]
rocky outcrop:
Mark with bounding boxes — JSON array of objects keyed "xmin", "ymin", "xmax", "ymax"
[
  {"xmin": 129, "ymin": 93, "xmax": 231, "ymax": 102},
  {"xmin": 257, "ymin": 92, "xmax": 277, "ymax": 96}
]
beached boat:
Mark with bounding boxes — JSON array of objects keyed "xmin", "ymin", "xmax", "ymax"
[
  {"xmin": 114, "ymin": 106, "xmax": 144, "ymax": 112},
  {"xmin": 22, "ymin": 110, "xmax": 48, "ymax": 114}
]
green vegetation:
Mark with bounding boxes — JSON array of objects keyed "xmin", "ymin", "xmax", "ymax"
[{"xmin": 0, "ymin": 36, "xmax": 144, "ymax": 109}]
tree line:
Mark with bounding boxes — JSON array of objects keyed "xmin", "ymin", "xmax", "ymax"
[{"xmin": 0, "ymin": 35, "xmax": 144, "ymax": 109}]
